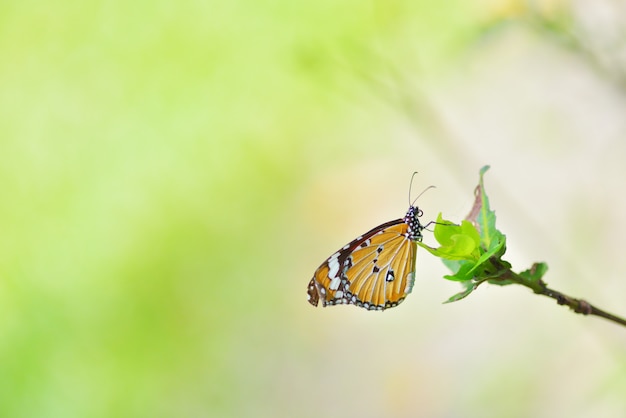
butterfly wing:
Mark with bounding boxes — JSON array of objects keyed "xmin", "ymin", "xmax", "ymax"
[{"xmin": 307, "ymin": 219, "xmax": 417, "ymax": 311}]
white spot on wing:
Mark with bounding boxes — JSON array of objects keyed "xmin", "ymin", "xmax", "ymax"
[
  {"xmin": 329, "ymin": 276, "xmax": 341, "ymax": 290},
  {"xmin": 406, "ymin": 272, "xmax": 415, "ymax": 293},
  {"xmin": 327, "ymin": 252, "xmax": 340, "ymax": 279}
]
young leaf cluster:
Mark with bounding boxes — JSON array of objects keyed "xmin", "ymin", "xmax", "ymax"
[
  {"xmin": 418, "ymin": 166, "xmax": 544, "ymax": 303},
  {"xmin": 417, "ymin": 166, "xmax": 626, "ymax": 328}
]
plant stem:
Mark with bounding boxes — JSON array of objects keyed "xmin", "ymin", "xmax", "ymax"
[
  {"xmin": 537, "ymin": 285, "xmax": 626, "ymax": 327},
  {"xmin": 489, "ymin": 259, "xmax": 626, "ymax": 328}
]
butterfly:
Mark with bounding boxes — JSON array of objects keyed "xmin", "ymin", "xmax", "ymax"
[{"xmin": 307, "ymin": 175, "xmax": 433, "ymax": 311}]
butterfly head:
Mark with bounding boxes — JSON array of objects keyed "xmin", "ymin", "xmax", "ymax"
[{"xmin": 404, "ymin": 205, "xmax": 425, "ymax": 242}]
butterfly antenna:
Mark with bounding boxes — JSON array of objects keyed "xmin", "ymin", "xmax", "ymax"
[
  {"xmin": 408, "ymin": 171, "xmax": 419, "ymax": 206},
  {"xmin": 411, "ymin": 185, "xmax": 436, "ymax": 207}
]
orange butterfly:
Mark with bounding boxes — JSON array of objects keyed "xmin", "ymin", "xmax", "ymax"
[{"xmin": 307, "ymin": 175, "xmax": 432, "ymax": 311}]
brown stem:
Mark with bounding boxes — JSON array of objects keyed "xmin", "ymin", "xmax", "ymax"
[
  {"xmin": 487, "ymin": 259, "xmax": 626, "ymax": 328},
  {"xmin": 539, "ymin": 286, "xmax": 626, "ymax": 327}
]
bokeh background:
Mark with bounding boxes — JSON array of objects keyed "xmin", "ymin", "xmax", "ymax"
[{"xmin": 1, "ymin": 0, "xmax": 626, "ymax": 417}]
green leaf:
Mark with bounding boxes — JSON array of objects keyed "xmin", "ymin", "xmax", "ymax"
[
  {"xmin": 443, "ymin": 281, "xmax": 477, "ymax": 303},
  {"xmin": 464, "ymin": 235, "xmax": 507, "ymax": 277},
  {"xmin": 519, "ymin": 262, "xmax": 549, "ymax": 284},
  {"xmin": 419, "ymin": 213, "xmax": 481, "ymax": 261},
  {"xmin": 466, "ymin": 165, "xmax": 503, "ymax": 251},
  {"xmin": 433, "ymin": 166, "xmax": 518, "ymax": 301},
  {"xmin": 443, "ymin": 261, "xmax": 478, "ymax": 282}
]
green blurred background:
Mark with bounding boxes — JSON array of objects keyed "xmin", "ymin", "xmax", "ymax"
[{"xmin": 2, "ymin": 1, "xmax": 626, "ymax": 417}]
